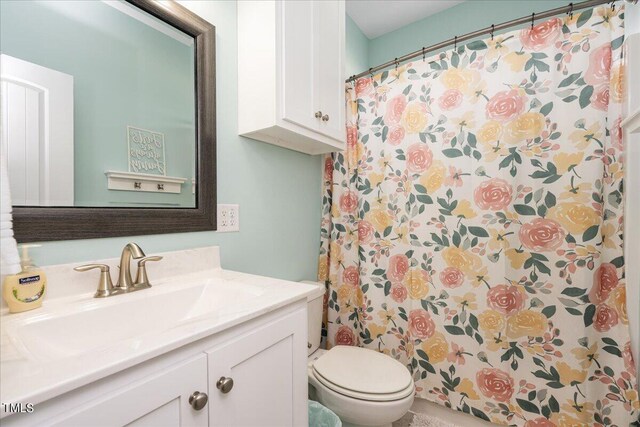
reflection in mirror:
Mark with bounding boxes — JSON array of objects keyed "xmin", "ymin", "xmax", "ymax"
[{"xmin": 1, "ymin": 0, "xmax": 196, "ymax": 208}]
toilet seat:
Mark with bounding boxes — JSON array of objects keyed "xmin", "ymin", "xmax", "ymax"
[{"xmin": 310, "ymin": 346, "xmax": 414, "ymax": 402}]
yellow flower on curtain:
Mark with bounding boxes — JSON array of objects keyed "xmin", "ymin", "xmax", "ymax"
[
  {"xmin": 505, "ymin": 248, "xmax": 529, "ymax": 269},
  {"xmin": 420, "ymin": 161, "xmax": 446, "ymax": 193},
  {"xmin": 503, "ymin": 112, "xmax": 545, "ymax": 144},
  {"xmin": 477, "ymin": 120, "xmax": 503, "ymax": 143},
  {"xmin": 503, "ymin": 51, "xmax": 532, "ymax": 72},
  {"xmin": 455, "ymin": 378, "xmax": 480, "ymax": 400},
  {"xmin": 556, "ymin": 361, "xmax": 587, "ymax": 385},
  {"xmin": 451, "ymin": 199, "xmax": 477, "ymax": 219},
  {"xmin": 441, "ymin": 68, "xmax": 478, "ymax": 93},
  {"xmin": 402, "ymin": 103, "xmax": 429, "ymax": 133},
  {"xmin": 405, "ymin": 269, "xmax": 430, "ymax": 299},
  {"xmin": 367, "ymin": 323, "xmax": 387, "ymax": 339},
  {"xmin": 366, "ymin": 209, "xmax": 393, "ymax": 233},
  {"xmin": 317, "ymin": 255, "xmax": 329, "ymax": 281},
  {"xmin": 368, "ymin": 172, "xmax": 384, "ymax": 188},
  {"xmin": 421, "ymin": 332, "xmax": 449, "ymax": 364},
  {"xmin": 506, "ymin": 310, "xmax": 547, "ymax": 338},
  {"xmin": 478, "ymin": 310, "xmax": 505, "ymax": 334},
  {"xmin": 547, "ymin": 202, "xmax": 600, "ymax": 234},
  {"xmin": 553, "ymin": 152, "xmax": 584, "ymax": 173},
  {"xmin": 442, "ymin": 247, "xmax": 482, "ymax": 277},
  {"xmin": 569, "ymin": 122, "xmax": 602, "ymax": 149}
]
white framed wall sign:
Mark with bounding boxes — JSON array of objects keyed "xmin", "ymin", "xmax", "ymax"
[{"xmin": 127, "ymin": 125, "xmax": 166, "ymax": 176}]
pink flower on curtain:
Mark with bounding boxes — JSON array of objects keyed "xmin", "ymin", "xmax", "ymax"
[
  {"xmin": 473, "ymin": 178, "xmax": 513, "ymax": 211},
  {"xmin": 388, "ymin": 254, "xmax": 409, "ymax": 282},
  {"xmin": 346, "ymin": 125, "xmax": 358, "ymax": 149},
  {"xmin": 485, "ymin": 90, "xmax": 525, "ymax": 122},
  {"xmin": 585, "ymin": 44, "xmax": 612, "ymax": 86},
  {"xmin": 439, "ymin": 267, "xmax": 464, "ymax": 288},
  {"xmin": 388, "ymin": 126, "xmax": 405, "ymax": 145},
  {"xmin": 591, "ymin": 85, "xmax": 610, "ymax": 111},
  {"xmin": 438, "ymin": 89, "xmax": 463, "ymax": 111},
  {"xmin": 593, "ymin": 303, "xmax": 619, "ymax": 332},
  {"xmin": 335, "ymin": 325, "xmax": 356, "ymax": 346},
  {"xmin": 355, "ymin": 77, "xmax": 373, "ymax": 97},
  {"xmin": 342, "ymin": 266, "xmax": 359, "ymax": 287},
  {"xmin": 476, "ymin": 368, "xmax": 514, "ymax": 402},
  {"xmin": 612, "ymin": 117, "xmax": 624, "ymax": 150},
  {"xmin": 408, "ymin": 309, "xmax": 436, "ymax": 340},
  {"xmin": 519, "ymin": 18, "xmax": 562, "ymax": 51},
  {"xmin": 339, "ymin": 191, "xmax": 358, "ymax": 214},
  {"xmin": 519, "ymin": 218, "xmax": 565, "ymax": 252},
  {"xmin": 487, "ymin": 285, "xmax": 526, "ymax": 315},
  {"xmin": 390, "ymin": 284, "xmax": 408, "ymax": 303},
  {"xmin": 406, "ymin": 143, "xmax": 433, "ymax": 173},
  {"xmin": 358, "ymin": 220, "xmax": 375, "ymax": 244},
  {"xmin": 624, "ymin": 342, "xmax": 637, "ymax": 377},
  {"xmin": 524, "ymin": 418, "xmax": 556, "ymax": 427},
  {"xmin": 324, "ymin": 156, "xmax": 333, "ymax": 181},
  {"xmin": 384, "ymin": 95, "xmax": 407, "ymax": 126},
  {"xmin": 589, "ymin": 263, "xmax": 619, "ymax": 303}
]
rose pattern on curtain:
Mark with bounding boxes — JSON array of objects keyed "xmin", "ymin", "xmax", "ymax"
[{"xmin": 319, "ymin": 6, "xmax": 638, "ymax": 426}]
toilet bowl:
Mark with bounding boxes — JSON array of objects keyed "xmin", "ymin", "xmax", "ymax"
[{"xmin": 303, "ymin": 282, "xmax": 414, "ymax": 427}]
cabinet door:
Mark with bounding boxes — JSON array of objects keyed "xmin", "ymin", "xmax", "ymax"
[
  {"xmin": 280, "ymin": 0, "xmax": 317, "ymax": 132},
  {"xmin": 208, "ymin": 307, "xmax": 307, "ymax": 427},
  {"xmin": 50, "ymin": 355, "xmax": 208, "ymax": 427},
  {"xmin": 314, "ymin": 0, "xmax": 345, "ymax": 142}
]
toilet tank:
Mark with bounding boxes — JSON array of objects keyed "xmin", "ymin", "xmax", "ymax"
[{"xmin": 301, "ymin": 281, "xmax": 324, "ymax": 356}]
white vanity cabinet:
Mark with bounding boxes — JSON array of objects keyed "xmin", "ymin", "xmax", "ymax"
[
  {"xmin": 238, "ymin": 0, "xmax": 346, "ymax": 155},
  {"xmin": 2, "ymin": 302, "xmax": 308, "ymax": 427}
]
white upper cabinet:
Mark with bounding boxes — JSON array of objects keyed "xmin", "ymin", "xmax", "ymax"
[{"xmin": 238, "ymin": 1, "xmax": 346, "ymax": 155}]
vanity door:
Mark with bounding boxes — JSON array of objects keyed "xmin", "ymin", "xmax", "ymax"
[
  {"xmin": 207, "ymin": 306, "xmax": 308, "ymax": 427},
  {"xmin": 49, "ymin": 355, "xmax": 208, "ymax": 427}
]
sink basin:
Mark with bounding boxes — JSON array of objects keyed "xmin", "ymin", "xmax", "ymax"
[{"xmin": 7, "ymin": 279, "xmax": 265, "ymax": 360}]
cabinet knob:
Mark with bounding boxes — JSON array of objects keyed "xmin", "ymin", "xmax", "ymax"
[
  {"xmin": 322, "ymin": 114, "xmax": 329, "ymax": 122},
  {"xmin": 216, "ymin": 376, "xmax": 234, "ymax": 394},
  {"xmin": 314, "ymin": 111, "xmax": 323, "ymax": 119},
  {"xmin": 189, "ymin": 391, "xmax": 208, "ymax": 410}
]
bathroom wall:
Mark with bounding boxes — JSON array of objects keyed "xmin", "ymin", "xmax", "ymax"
[
  {"xmin": 1, "ymin": 1, "xmax": 196, "ymax": 207},
  {"xmin": 22, "ymin": 0, "xmax": 323, "ymax": 282},
  {"xmin": 346, "ymin": 15, "xmax": 369, "ymax": 78},
  {"xmin": 367, "ymin": 1, "xmax": 569, "ymax": 69}
]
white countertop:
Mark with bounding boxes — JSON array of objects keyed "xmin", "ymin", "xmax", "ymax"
[{"xmin": 0, "ymin": 247, "xmax": 324, "ymax": 411}]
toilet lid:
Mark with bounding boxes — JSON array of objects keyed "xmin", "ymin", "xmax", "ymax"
[{"xmin": 312, "ymin": 346, "xmax": 413, "ymax": 396}]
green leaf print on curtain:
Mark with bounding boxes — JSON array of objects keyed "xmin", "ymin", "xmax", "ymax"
[{"xmin": 318, "ymin": 5, "xmax": 638, "ymax": 426}]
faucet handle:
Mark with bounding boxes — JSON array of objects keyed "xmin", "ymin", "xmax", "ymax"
[
  {"xmin": 74, "ymin": 264, "xmax": 119, "ymax": 298},
  {"xmin": 134, "ymin": 256, "xmax": 163, "ymax": 288}
]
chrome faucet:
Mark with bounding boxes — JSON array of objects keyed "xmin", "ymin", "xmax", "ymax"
[{"xmin": 116, "ymin": 242, "xmax": 146, "ymax": 292}]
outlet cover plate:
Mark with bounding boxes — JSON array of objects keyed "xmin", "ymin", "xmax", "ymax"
[{"xmin": 217, "ymin": 204, "xmax": 239, "ymax": 232}]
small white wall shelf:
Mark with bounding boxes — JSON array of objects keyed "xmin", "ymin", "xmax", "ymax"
[
  {"xmin": 105, "ymin": 171, "xmax": 187, "ymax": 194},
  {"xmin": 622, "ymin": 108, "xmax": 640, "ymax": 134}
]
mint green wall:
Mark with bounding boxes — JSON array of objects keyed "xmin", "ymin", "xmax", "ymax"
[
  {"xmin": 367, "ymin": 1, "xmax": 569, "ymax": 70},
  {"xmin": 18, "ymin": 0, "xmax": 323, "ymax": 282},
  {"xmin": 0, "ymin": 1, "xmax": 196, "ymax": 207},
  {"xmin": 346, "ymin": 15, "xmax": 369, "ymax": 77}
]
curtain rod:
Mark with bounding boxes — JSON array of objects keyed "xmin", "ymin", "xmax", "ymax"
[{"xmin": 347, "ymin": 0, "xmax": 632, "ymax": 82}]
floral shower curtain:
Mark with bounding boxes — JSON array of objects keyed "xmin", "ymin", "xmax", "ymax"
[{"xmin": 319, "ymin": 5, "xmax": 638, "ymax": 425}]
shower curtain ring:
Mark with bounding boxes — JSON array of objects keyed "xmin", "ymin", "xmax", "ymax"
[
  {"xmin": 611, "ymin": 1, "xmax": 615, "ymax": 12},
  {"xmin": 454, "ymin": 36, "xmax": 457, "ymax": 50},
  {"xmin": 369, "ymin": 67, "xmax": 373, "ymax": 78},
  {"xmin": 531, "ymin": 12, "xmax": 535, "ymax": 29},
  {"xmin": 422, "ymin": 47, "xmax": 426, "ymax": 62},
  {"xmin": 568, "ymin": 3, "xmax": 574, "ymax": 18},
  {"xmin": 394, "ymin": 58, "xmax": 399, "ymax": 71},
  {"xmin": 491, "ymin": 24, "xmax": 495, "ymax": 40}
]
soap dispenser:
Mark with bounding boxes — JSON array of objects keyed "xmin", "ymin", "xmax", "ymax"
[{"xmin": 2, "ymin": 245, "xmax": 47, "ymax": 313}]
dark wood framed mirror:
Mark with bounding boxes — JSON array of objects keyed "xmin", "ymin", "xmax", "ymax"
[{"xmin": 9, "ymin": 0, "xmax": 216, "ymax": 242}]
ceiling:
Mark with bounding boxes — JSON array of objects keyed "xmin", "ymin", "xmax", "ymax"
[{"xmin": 346, "ymin": 0, "xmax": 465, "ymax": 39}]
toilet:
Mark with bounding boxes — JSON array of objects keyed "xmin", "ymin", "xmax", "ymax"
[{"xmin": 304, "ymin": 282, "xmax": 415, "ymax": 427}]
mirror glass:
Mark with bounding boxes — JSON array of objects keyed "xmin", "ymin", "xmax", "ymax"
[{"xmin": 1, "ymin": 0, "xmax": 196, "ymax": 208}]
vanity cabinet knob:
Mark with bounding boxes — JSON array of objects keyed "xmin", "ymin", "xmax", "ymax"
[
  {"xmin": 314, "ymin": 111, "xmax": 323, "ymax": 118},
  {"xmin": 322, "ymin": 114, "xmax": 329, "ymax": 122},
  {"xmin": 216, "ymin": 376, "xmax": 234, "ymax": 394},
  {"xmin": 189, "ymin": 391, "xmax": 208, "ymax": 410}
]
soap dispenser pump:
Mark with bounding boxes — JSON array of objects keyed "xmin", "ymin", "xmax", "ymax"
[{"xmin": 2, "ymin": 244, "xmax": 47, "ymax": 313}]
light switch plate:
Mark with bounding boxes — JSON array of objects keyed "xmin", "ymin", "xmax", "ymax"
[{"xmin": 217, "ymin": 204, "xmax": 239, "ymax": 232}]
